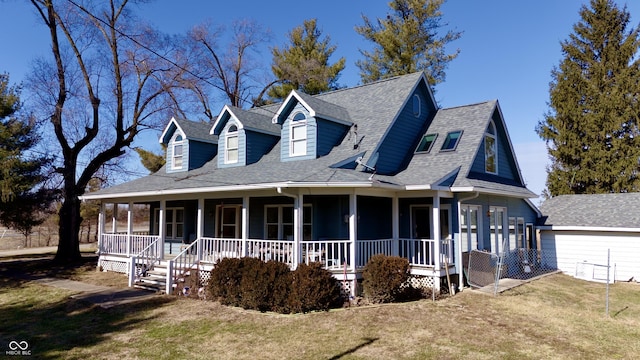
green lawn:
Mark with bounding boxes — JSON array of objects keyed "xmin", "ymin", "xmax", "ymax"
[{"xmin": 0, "ymin": 257, "xmax": 638, "ymax": 359}]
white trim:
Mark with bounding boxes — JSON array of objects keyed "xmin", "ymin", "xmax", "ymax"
[
  {"xmin": 271, "ymin": 90, "xmax": 353, "ymax": 126},
  {"xmin": 538, "ymin": 225, "xmax": 640, "ymax": 233}
]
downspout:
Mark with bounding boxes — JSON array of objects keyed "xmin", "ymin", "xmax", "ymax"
[
  {"xmin": 277, "ymin": 187, "xmax": 300, "ymax": 269},
  {"xmin": 457, "ymin": 191, "xmax": 479, "ymax": 291}
]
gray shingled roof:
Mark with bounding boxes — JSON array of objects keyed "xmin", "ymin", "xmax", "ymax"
[
  {"xmin": 539, "ymin": 193, "xmax": 640, "ymax": 228},
  {"xmin": 172, "ymin": 118, "xmax": 217, "ymax": 143},
  {"xmin": 293, "ymin": 91, "xmax": 352, "ymax": 124},
  {"xmin": 225, "ymin": 106, "xmax": 280, "ymax": 135},
  {"xmin": 88, "ymin": 72, "xmax": 535, "ymax": 199}
]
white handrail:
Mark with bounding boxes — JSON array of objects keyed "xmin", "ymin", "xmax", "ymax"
[{"xmin": 168, "ymin": 240, "xmax": 200, "ymax": 294}]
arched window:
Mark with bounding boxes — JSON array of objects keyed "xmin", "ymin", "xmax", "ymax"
[
  {"xmin": 485, "ymin": 121, "xmax": 497, "ymax": 174},
  {"xmin": 225, "ymin": 125, "xmax": 239, "ymax": 164},
  {"xmin": 172, "ymin": 134, "xmax": 184, "ymax": 169},
  {"xmin": 290, "ymin": 112, "xmax": 307, "ymax": 156},
  {"xmin": 413, "ymin": 94, "xmax": 421, "ymax": 117}
]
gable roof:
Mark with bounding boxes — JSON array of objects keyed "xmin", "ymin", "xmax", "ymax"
[
  {"xmin": 83, "ymin": 72, "xmax": 536, "ymax": 200},
  {"xmin": 396, "ymin": 100, "xmax": 535, "ymax": 197},
  {"xmin": 539, "ymin": 193, "xmax": 640, "ymax": 229},
  {"xmin": 159, "ymin": 117, "xmax": 216, "ymax": 144},
  {"xmin": 272, "ymin": 90, "xmax": 353, "ymax": 126},
  {"xmin": 212, "ymin": 105, "xmax": 280, "ymax": 136}
]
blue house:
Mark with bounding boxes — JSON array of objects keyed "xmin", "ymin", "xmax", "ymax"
[{"xmin": 83, "ymin": 72, "xmax": 539, "ymax": 295}]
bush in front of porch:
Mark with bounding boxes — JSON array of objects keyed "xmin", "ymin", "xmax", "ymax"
[
  {"xmin": 207, "ymin": 257, "xmax": 342, "ymax": 314},
  {"xmin": 363, "ymin": 254, "xmax": 423, "ymax": 304}
]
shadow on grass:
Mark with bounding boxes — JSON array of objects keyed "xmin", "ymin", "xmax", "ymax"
[
  {"xmin": 0, "ymin": 255, "xmax": 176, "ymax": 359},
  {"xmin": 0, "ymin": 282, "xmax": 175, "ymax": 359},
  {"xmin": 328, "ymin": 337, "xmax": 378, "ymax": 360}
]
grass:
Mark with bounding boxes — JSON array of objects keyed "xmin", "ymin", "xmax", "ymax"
[{"xmin": 0, "ymin": 257, "xmax": 638, "ymax": 359}]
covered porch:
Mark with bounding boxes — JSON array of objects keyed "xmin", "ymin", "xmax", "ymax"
[{"xmin": 91, "ymin": 186, "xmax": 459, "ymax": 295}]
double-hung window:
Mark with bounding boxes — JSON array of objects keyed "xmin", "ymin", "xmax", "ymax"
[
  {"xmin": 290, "ymin": 112, "xmax": 307, "ymax": 156},
  {"xmin": 172, "ymin": 135, "xmax": 183, "ymax": 169},
  {"xmin": 485, "ymin": 121, "xmax": 497, "ymax": 174},
  {"xmin": 225, "ymin": 125, "xmax": 238, "ymax": 164}
]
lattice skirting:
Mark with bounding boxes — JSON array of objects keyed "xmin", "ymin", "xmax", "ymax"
[
  {"xmin": 99, "ymin": 259, "xmax": 128, "ymax": 274},
  {"xmin": 407, "ymin": 274, "xmax": 437, "ymax": 290}
]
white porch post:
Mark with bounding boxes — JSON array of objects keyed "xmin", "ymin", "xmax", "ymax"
[
  {"xmin": 111, "ymin": 203, "xmax": 118, "ymax": 234},
  {"xmin": 197, "ymin": 198, "xmax": 204, "ymax": 262},
  {"xmin": 97, "ymin": 202, "xmax": 105, "ymax": 255},
  {"xmin": 293, "ymin": 191, "xmax": 303, "ymax": 270},
  {"xmin": 159, "ymin": 200, "xmax": 166, "ymax": 260},
  {"xmin": 433, "ymin": 193, "xmax": 441, "ymax": 271},
  {"xmin": 349, "ymin": 192, "xmax": 357, "ymax": 271},
  {"xmin": 126, "ymin": 202, "xmax": 133, "ymax": 257},
  {"xmin": 242, "ymin": 196, "xmax": 249, "ymax": 257},
  {"xmin": 392, "ymin": 195, "xmax": 399, "ymax": 256}
]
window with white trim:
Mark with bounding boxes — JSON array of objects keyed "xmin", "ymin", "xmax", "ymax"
[
  {"xmin": 490, "ymin": 207, "xmax": 507, "ymax": 254},
  {"xmin": 290, "ymin": 112, "xmax": 307, "ymax": 156},
  {"xmin": 485, "ymin": 121, "xmax": 497, "ymax": 174},
  {"xmin": 265, "ymin": 204, "xmax": 312, "ymax": 240},
  {"xmin": 172, "ymin": 135, "xmax": 183, "ymax": 169},
  {"xmin": 413, "ymin": 94, "xmax": 421, "ymax": 117},
  {"xmin": 225, "ymin": 125, "xmax": 238, "ymax": 164},
  {"xmin": 460, "ymin": 205, "xmax": 481, "ymax": 253}
]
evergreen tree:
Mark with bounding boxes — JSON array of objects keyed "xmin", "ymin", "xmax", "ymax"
[
  {"xmin": 134, "ymin": 145, "xmax": 166, "ymax": 174},
  {"xmin": 355, "ymin": 0, "xmax": 461, "ymax": 85},
  {"xmin": 0, "ymin": 73, "xmax": 55, "ymax": 237},
  {"xmin": 268, "ymin": 19, "xmax": 345, "ymax": 101},
  {"xmin": 537, "ymin": 0, "xmax": 640, "ymax": 196}
]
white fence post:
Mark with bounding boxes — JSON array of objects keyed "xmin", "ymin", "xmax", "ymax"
[{"xmin": 166, "ymin": 260, "xmax": 174, "ymax": 295}]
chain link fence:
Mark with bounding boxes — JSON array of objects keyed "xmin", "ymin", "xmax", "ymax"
[{"xmin": 467, "ymin": 249, "xmax": 558, "ymax": 293}]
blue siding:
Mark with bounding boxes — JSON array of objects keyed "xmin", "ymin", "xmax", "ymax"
[
  {"xmin": 166, "ymin": 136, "xmax": 188, "ymax": 173},
  {"xmin": 307, "ymin": 195, "xmax": 349, "ymax": 239},
  {"xmin": 372, "ymin": 83, "xmax": 436, "ymax": 175},
  {"xmin": 281, "ymin": 104, "xmax": 316, "ymax": 162},
  {"xmin": 246, "ymin": 131, "xmax": 279, "ymax": 164},
  {"xmin": 188, "ymin": 140, "xmax": 217, "ymax": 170},
  {"xmin": 357, "ymin": 196, "xmax": 392, "ymax": 240},
  {"xmin": 316, "ymin": 119, "xmax": 349, "ymax": 157},
  {"xmin": 470, "ymin": 111, "xmax": 518, "ymax": 182},
  {"xmin": 218, "ymin": 121, "xmax": 246, "ymax": 168},
  {"xmin": 458, "ymin": 194, "xmax": 538, "ymax": 251}
]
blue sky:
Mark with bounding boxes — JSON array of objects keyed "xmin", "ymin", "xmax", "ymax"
[{"xmin": 2, "ymin": 0, "xmax": 640, "ymax": 203}]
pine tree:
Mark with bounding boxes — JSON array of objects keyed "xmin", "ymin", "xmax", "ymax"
[
  {"xmin": 268, "ymin": 19, "xmax": 345, "ymax": 101},
  {"xmin": 537, "ymin": 0, "xmax": 640, "ymax": 196},
  {"xmin": 135, "ymin": 145, "xmax": 166, "ymax": 174},
  {"xmin": 355, "ymin": 0, "xmax": 461, "ymax": 85},
  {"xmin": 0, "ymin": 73, "xmax": 55, "ymax": 237}
]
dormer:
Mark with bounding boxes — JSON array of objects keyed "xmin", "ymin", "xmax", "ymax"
[
  {"xmin": 272, "ymin": 90, "xmax": 352, "ymax": 162},
  {"xmin": 159, "ymin": 117, "xmax": 218, "ymax": 173},
  {"xmin": 212, "ymin": 105, "xmax": 280, "ymax": 168}
]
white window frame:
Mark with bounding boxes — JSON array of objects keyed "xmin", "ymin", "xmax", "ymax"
[
  {"xmin": 154, "ymin": 207, "xmax": 184, "ymax": 240},
  {"xmin": 490, "ymin": 206, "xmax": 507, "ymax": 254},
  {"xmin": 290, "ymin": 112, "xmax": 307, "ymax": 157},
  {"xmin": 413, "ymin": 94, "xmax": 421, "ymax": 117},
  {"xmin": 485, "ymin": 120, "xmax": 497, "ymax": 174},
  {"xmin": 225, "ymin": 125, "xmax": 239, "ymax": 164},
  {"xmin": 172, "ymin": 134, "xmax": 184, "ymax": 170},
  {"xmin": 215, "ymin": 204, "xmax": 241, "ymax": 238},
  {"xmin": 460, "ymin": 204, "xmax": 481, "ymax": 253},
  {"xmin": 264, "ymin": 204, "xmax": 312, "ymax": 240}
]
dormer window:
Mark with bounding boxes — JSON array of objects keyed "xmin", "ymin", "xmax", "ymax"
[
  {"xmin": 485, "ymin": 121, "xmax": 497, "ymax": 174},
  {"xmin": 441, "ymin": 130, "xmax": 462, "ymax": 151},
  {"xmin": 225, "ymin": 125, "xmax": 238, "ymax": 164},
  {"xmin": 172, "ymin": 135, "xmax": 183, "ymax": 169},
  {"xmin": 290, "ymin": 112, "xmax": 307, "ymax": 156}
]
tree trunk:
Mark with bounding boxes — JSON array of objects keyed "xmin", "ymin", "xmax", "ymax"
[{"xmin": 54, "ymin": 195, "xmax": 82, "ymax": 263}]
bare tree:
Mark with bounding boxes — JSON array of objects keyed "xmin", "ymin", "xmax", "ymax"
[
  {"xmin": 176, "ymin": 19, "xmax": 273, "ymax": 119},
  {"xmin": 29, "ymin": 0, "xmax": 185, "ymax": 262}
]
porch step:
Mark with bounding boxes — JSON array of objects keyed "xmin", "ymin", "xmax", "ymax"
[{"xmin": 132, "ymin": 261, "xmax": 192, "ymax": 294}]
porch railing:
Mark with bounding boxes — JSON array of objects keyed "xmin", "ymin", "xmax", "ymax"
[
  {"xmin": 199, "ymin": 237, "xmax": 243, "ymax": 263},
  {"xmin": 168, "ymin": 241, "xmax": 199, "ymax": 294},
  {"xmin": 246, "ymin": 239, "xmax": 295, "ymax": 268},
  {"xmin": 101, "ymin": 233, "xmax": 159, "ymax": 256},
  {"xmin": 301, "ymin": 239, "xmax": 351, "ymax": 269},
  {"xmin": 128, "ymin": 238, "xmax": 162, "ymax": 287}
]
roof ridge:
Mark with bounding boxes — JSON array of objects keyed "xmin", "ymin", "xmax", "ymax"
[{"xmin": 440, "ymin": 100, "xmax": 497, "ymax": 111}]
